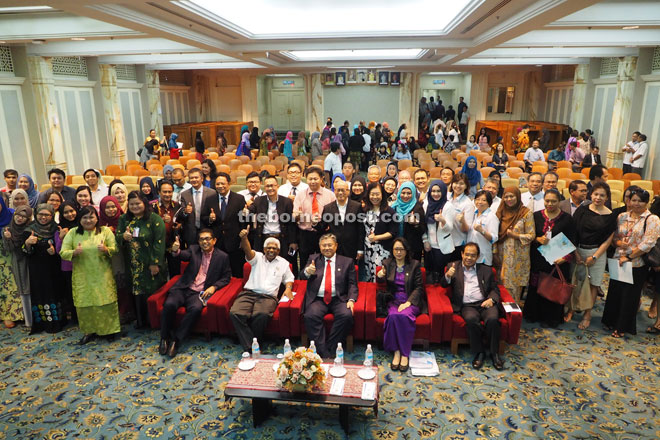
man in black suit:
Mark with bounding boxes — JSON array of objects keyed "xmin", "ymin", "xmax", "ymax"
[
  {"xmin": 440, "ymin": 243, "xmax": 504, "ymax": 371},
  {"xmin": 581, "ymin": 145, "xmax": 602, "ymax": 168},
  {"xmin": 160, "ymin": 229, "xmax": 231, "ymax": 357},
  {"xmin": 248, "ymin": 175, "xmax": 297, "ymax": 255},
  {"xmin": 201, "ymin": 171, "xmax": 246, "ymax": 277},
  {"xmin": 176, "ymin": 168, "xmax": 215, "ymax": 248},
  {"xmin": 313, "ymin": 180, "xmax": 364, "ymax": 261},
  {"xmin": 301, "ymin": 233, "xmax": 359, "ymax": 358}
]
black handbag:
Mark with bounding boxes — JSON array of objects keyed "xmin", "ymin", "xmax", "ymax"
[
  {"xmin": 376, "ymin": 289, "xmax": 393, "ymax": 318},
  {"xmin": 641, "ymin": 216, "xmax": 660, "ymax": 267}
]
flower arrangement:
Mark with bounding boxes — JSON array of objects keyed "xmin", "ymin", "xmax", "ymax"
[{"xmin": 275, "ymin": 347, "xmax": 325, "ymax": 392}]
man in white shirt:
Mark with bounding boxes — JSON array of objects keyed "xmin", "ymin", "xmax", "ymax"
[
  {"xmin": 238, "ymin": 171, "xmax": 265, "ymax": 206},
  {"xmin": 171, "ymin": 168, "xmax": 192, "ymax": 203},
  {"xmin": 622, "ymin": 131, "xmax": 640, "ymax": 174},
  {"xmin": 324, "ymin": 142, "xmax": 343, "ymax": 179},
  {"xmin": 229, "ymin": 227, "xmax": 294, "ymax": 351},
  {"xmin": 483, "ymin": 179, "xmax": 501, "ymax": 212},
  {"xmin": 278, "ymin": 162, "xmax": 309, "ymax": 200},
  {"xmin": 631, "ymin": 133, "xmax": 648, "ymax": 176},
  {"xmin": 521, "ymin": 172, "xmax": 544, "ymax": 212},
  {"xmin": 542, "ymin": 171, "xmax": 563, "ymax": 200},
  {"xmin": 523, "ymin": 140, "xmax": 545, "ymax": 172}
]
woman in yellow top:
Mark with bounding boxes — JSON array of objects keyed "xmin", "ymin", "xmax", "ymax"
[
  {"xmin": 60, "ymin": 206, "xmax": 120, "ymax": 345},
  {"xmin": 144, "ymin": 129, "xmax": 160, "ymax": 152}
]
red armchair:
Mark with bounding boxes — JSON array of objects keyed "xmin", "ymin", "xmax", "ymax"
[
  {"xmin": 365, "ymin": 267, "xmax": 452, "ymax": 349},
  {"xmin": 292, "ymin": 266, "xmax": 366, "ymax": 352},
  {"xmin": 147, "ymin": 261, "xmax": 243, "ymax": 339}
]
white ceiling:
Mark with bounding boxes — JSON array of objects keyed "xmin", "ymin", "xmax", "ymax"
[{"xmin": 0, "ymin": 0, "xmax": 659, "ymax": 72}]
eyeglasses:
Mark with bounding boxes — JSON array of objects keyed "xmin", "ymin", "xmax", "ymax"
[
  {"xmin": 37, "ymin": 213, "xmax": 53, "ymax": 218},
  {"xmin": 198, "ymin": 237, "xmax": 213, "ymax": 242}
]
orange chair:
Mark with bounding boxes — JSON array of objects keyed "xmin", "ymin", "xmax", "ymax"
[
  {"xmin": 261, "ymin": 164, "xmax": 277, "ymax": 176},
  {"xmin": 510, "ymin": 160, "xmax": 525, "ymax": 170},
  {"xmin": 581, "ymin": 167, "xmax": 591, "ymax": 179},
  {"xmin": 608, "ymin": 168, "xmax": 623, "ymax": 180},
  {"xmin": 217, "ymin": 164, "xmax": 231, "ymax": 174},
  {"xmin": 127, "ymin": 165, "xmax": 142, "ymax": 175},
  {"xmin": 506, "ymin": 167, "xmax": 523, "ymax": 178},
  {"xmin": 295, "ymin": 155, "xmax": 309, "ymax": 165},
  {"xmin": 166, "ymin": 159, "xmax": 179, "ymax": 166},
  {"xmin": 312, "ymin": 159, "xmax": 325, "ymax": 169},
  {"xmin": 556, "ymin": 160, "xmax": 571, "ymax": 169},
  {"xmin": 516, "ymin": 152, "xmax": 525, "ymax": 161},
  {"xmin": 186, "ymin": 159, "xmax": 201, "ymax": 170},
  {"xmin": 451, "ymin": 149, "xmax": 462, "ymax": 160},
  {"xmin": 159, "ymin": 156, "xmax": 171, "ymax": 165},
  {"xmin": 531, "ymin": 165, "xmax": 548, "ymax": 174},
  {"xmin": 148, "ymin": 164, "xmax": 163, "ymax": 176},
  {"xmin": 125, "ymin": 160, "xmax": 140, "ymax": 170},
  {"xmin": 653, "ymin": 180, "xmax": 660, "ymax": 195},
  {"xmin": 229, "ymin": 170, "xmax": 247, "ymax": 182},
  {"xmin": 556, "ymin": 168, "xmax": 572, "ymax": 179},
  {"xmin": 481, "ymin": 155, "xmax": 492, "ymax": 167},
  {"xmin": 131, "ymin": 167, "xmax": 150, "ymax": 177},
  {"xmin": 238, "ymin": 164, "xmax": 253, "ymax": 175},
  {"xmin": 146, "ymin": 159, "xmax": 160, "ymax": 167},
  {"xmin": 228, "ymin": 159, "xmax": 241, "ymax": 170},
  {"xmin": 113, "ymin": 169, "xmax": 128, "ymax": 177},
  {"xmin": 480, "ymin": 167, "xmax": 495, "ymax": 179},
  {"xmin": 456, "ymin": 153, "xmax": 468, "ymax": 166},
  {"xmin": 292, "ymin": 159, "xmax": 306, "ymax": 172},
  {"xmin": 106, "ymin": 165, "xmax": 122, "ymax": 175},
  {"xmin": 248, "ymin": 160, "xmax": 261, "ymax": 171},
  {"xmin": 239, "ymin": 155, "xmax": 251, "ymax": 164},
  {"xmin": 570, "ymin": 172, "xmax": 587, "ymax": 180},
  {"xmin": 430, "ymin": 167, "xmax": 442, "ymax": 178},
  {"xmin": 420, "ymin": 160, "xmax": 434, "ymax": 172},
  {"xmin": 623, "ymin": 173, "xmax": 642, "ymax": 180}
]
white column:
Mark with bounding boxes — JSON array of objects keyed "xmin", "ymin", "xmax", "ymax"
[
  {"xmin": 467, "ymin": 71, "xmax": 488, "ymax": 137},
  {"xmin": 240, "ymin": 74, "xmax": 259, "ymax": 126},
  {"xmin": 398, "ymin": 72, "xmax": 420, "ymax": 137},
  {"xmin": 607, "ymin": 56, "xmax": 637, "ymax": 167},
  {"xmin": 99, "ymin": 64, "xmax": 128, "ymax": 167},
  {"xmin": 305, "ymin": 73, "xmax": 324, "ymax": 133},
  {"xmin": 145, "ymin": 70, "xmax": 164, "ymax": 137}
]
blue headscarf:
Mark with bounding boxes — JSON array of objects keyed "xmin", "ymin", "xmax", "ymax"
[
  {"xmin": 168, "ymin": 133, "xmax": 178, "ymax": 151},
  {"xmin": 330, "ymin": 173, "xmax": 346, "ymax": 191},
  {"xmin": 241, "ymin": 125, "xmax": 249, "ymax": 135},
  {"xmin": 425, "ymin": 180, "xmax": 448, "ymax": 224},
  {"xmin": 461, "ymin": 156, "xmax": 481, "ymax": 186},
  {"xmin": 19, "ymin": 174, "xmax": 39, "ymax": 208},
  {"xmin": 0, "ymin": 196, "xmax": 14, "ymax": 228},
  {"xmin": 391, "ymin": 181, "xmax": 418, "ymax": 237}
]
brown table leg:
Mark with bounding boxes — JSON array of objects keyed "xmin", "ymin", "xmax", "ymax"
[
  {"xmin": 252, "ymin": 397, "xmax": 272, "ymax": 427},
  {"xmin": 339, "ymin": 405, "xmax": 350, "ymax": 434}
]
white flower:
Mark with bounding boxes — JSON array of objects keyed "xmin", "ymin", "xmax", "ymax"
[
  {"xmin": 300, "ymin": 358, "xmax": 307, "ymax": 366},
  {"xmin": 302, "ymin": 370, "xmax": 313, "ymax": 380},
  {"xmin": 291, "ymin": 374, "xmax": 299, "ymax": 383},
  {"xmin": 292, "ymin": 362, "xmax": 302, "ymax": 373},
  {"xmin": 310, "ymin": 365, "xmax": 317, "ymax": 372}
]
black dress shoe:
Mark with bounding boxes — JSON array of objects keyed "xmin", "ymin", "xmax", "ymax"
[
  {"xmin": 79, "ymin": 334, "xmax": 94, "ymax": 345},
  {"xmin": 472, "ymin": 352, "xmax": 485, "ymax": 370},
  {"xmin": 167, "ymin": 340, "xmax": 179, "ymax": 358},
  {"xmin": 399, "ymin": 360, "xmax": 409, "ymax": 373},
  {"xmin": 390, "ymin": 362, "xmax": 399, "ymax": 371},
  {"xmin": 159, "ymin": 339, "xmax": 169, "ymax": 355},
  {"xmin": 491, "ymin": 353, "xmax": 505, "ymax": 371}
]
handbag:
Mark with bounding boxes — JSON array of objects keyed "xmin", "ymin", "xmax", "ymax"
[
  {"xmin": 570, "ymin": 265, "xmax": 593, "ymax": 312},
  {"xmin": 537, "ymin": 264, "xmax": 575, "ymax": 305},
  {"xmin": 641, "ymin": 216, "xmax": 660, "ymax": 267},
  {"xmin": 376, "ymin": 289, "xmax": 393, "ymax": 318}
]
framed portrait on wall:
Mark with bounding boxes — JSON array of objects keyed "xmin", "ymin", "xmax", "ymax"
[
  {"xmin": 336, "ymin": 72, "xmax": 346, "ymax": 86},
  {"xmin": 346, "ymin": 69, "xmax": 357, "ymax": 84},
  {"xmin": 390, "ymin": 72, "xmax": 401, "ymax": 86},
  {"xmin": 379, "ymin": 71, "xmax": 389, "ymax": 85},
  {"xmin": 324, "ymin": 73, "xmax": 335, "ymax": 86},
  {"xmin": 357, "ymin": 70, "xmax": 367, "ymax": 83},
  {"xmin": 366, "ymin": 69, "xmax": 377, "ymax": 84}
]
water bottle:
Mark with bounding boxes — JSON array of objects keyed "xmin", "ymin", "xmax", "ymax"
[
  {"xmin": 364, "ymin": 344, "xmax": 373, "ymax": 367},
  {"xmin": 251, "ymin": 337, "xmax": 260, "ymax": 359},
  {"xmin": 309, "ymin": 340, "xmax": 316, "ymax": 354},
  {"xmin": 283, "ymin": 339, "xmax": 292, "ymax": 355},
  {"xmin": 335, "ymin": 343, "xmax": 344, "ymax": 367}
]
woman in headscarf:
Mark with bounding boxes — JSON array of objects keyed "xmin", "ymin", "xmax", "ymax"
[
  {"xmin": 259, "ymin": 130, "xmax": 271, "ymax": 157},
  {"xmin": 250, "ymin": 127, "xmax": 260, "ymax": 152},
  {"xmin": 268, "ymin": 126, "xmax": 277, "ymax": 144},
  {"xmin": 139, "ymin": 177, "xmax": 158, "ymax": 206},
  {"xmin": 330, "ymin": 173, "xmax": 346, "ymax": 192},
  {"xmin": 295, "ymin": 130, "xmax": 308, "ymax": 156},
  {"xmin": 9, "ymin": 189, "xmax": 29, "ymax": 210},
  {"xmin": 54, "ymin": 201, "xmax": 79, "ymax": 324},
  {"xmin": 310, "ymin": 131, "xmax": 323, "ymax": 159},
  {"xmin": 494, "ymin": 187, "xmax": 535, "ymax": 302},
  {"xmin": 383, "ymin": 161, "xmax": 399, "ymax": 183},
  {"xmin": 194, "ymin": 131, "xmax": 205, "ymax": 161},
  {"xmin": 392, "ymin": 181, "xmax": 426, "ymax": 261},
  {"xmin": 215, "ymin": 131, "xmax": 227, "ymax": 156},
  {"xmin": 0, "ymin": 197, "xmax": 22, "ymax": 328},
  {"xmin": 422, "ymin": 180, "xmax": 453, "ymax": 280},
  {"xmin": 60, "ymin": 205, "xmax": 120, "ymax": 344},
  {"xmin": 397, "ymin": 123, "xmax": 407, "ymax": 140},
  {"xmin": 110, "ymin": 182, "xmax": 129, "ymax": 213},
  {"xmin": 241, "ymin": 124, "xmax": 249, "ymax": 136},
  {"xmin": 3, "ymin": 205, "xmax": 32, "ymax": 328},
  {"xmin": 237, "ymin": 132, "xmax": 251, "ymax": 157},
  {"xmin": 283, "ymin": 131, "xmax": 294, "ymax": 161},
  {"xmin": 99, "ymin": 195, "xmax": 132, "ymax": 324},
  {"xmin": 17, "ymin": 174, "xmax": 39, "ymax": 209},
  {"xmin": 350, "ymin": 176, "xmax": 367, "ymax": 209},
  {"xmin": 24, "ymin": 203, "xmax": 66, "ymax": 333},
  {"xmin": 157, "ymin": 165, "xmax": 174, "ymax": 189},
  {"xmin": 381, "ymin": 177, "xmax": 398, "ymax": 206},
  {"xmin": 168, "ymin": 133, "xmax": 180, "ymax": 159},
  {"xmin": 460, "ymin": 156, "xmax": 484, "ymax": 198}
]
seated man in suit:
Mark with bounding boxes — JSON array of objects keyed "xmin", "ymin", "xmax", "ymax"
[
  {"xmin": 301, "ymin": 233, "xmax": 359, "ymax": 358},
  {"xmin": 230, "ymin": 226, "xmax": 294, "ymax": 351},
  {"xmin": 160, "ymin": 229, "xmax": 231, "ymax": 358},
  {"xmin": 313, "ymin": 179, "xmax": 364, "ymax": 261},
  {"xmin": 440, "ymin": 242, "xmax": 504, "ymax": 371},
  {"xmin": 581, "ymin": 145, "xmax": 602, "ymax": 168}
]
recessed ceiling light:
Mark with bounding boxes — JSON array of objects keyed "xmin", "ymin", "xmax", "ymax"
[
  {"xmin": 283, "ymin": 49, "xmax": 424, "ymax": 61},
  {"xmin": 0, "ymin": 6, "xmax": 52, "ymax": 12},
  {"xmin": 71, "ymin": 37, "xmax": 86, "ymax": 41},
  {"xmin": 622, "ymin": 25, "xmax": 639, "ymax": 30},
  {"xmin": 0, "ymin": 41, "xmax": 6, "ymax": 44},
  {"xmin": 32, "ymin": 39, "xmax": 45, "ymax": 45}
]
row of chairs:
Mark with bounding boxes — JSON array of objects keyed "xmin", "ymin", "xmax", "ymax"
[{"xmin": 146, "ymin": 262, "xmax": 522, "ymax": 354}]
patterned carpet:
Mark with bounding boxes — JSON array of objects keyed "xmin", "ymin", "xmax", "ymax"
[{"xmin": 1, "ymin": 299, "xmax": 659, "ymax": 440}]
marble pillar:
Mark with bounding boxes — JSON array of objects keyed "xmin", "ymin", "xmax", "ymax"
[
  {"xmin": 240, "ymin": 74, "xmax": 259, "ymax": 127},
  {"xmin": 468, "ymin": 71, "xmax": 488, "ymax": 137},
  {"xmin": 305, "ymin": 73, "xmax": 324, "ymax": 133},
  {"xmin": 398, "ymin": 72, "xmax": 419, "ymax": 136},
  {"xmin": 190, "ymin": 73, "xmax": 210, "ymax": 122},
  {"xmin": 522, "ymin": 71, "xmax": 542, "ymax": 121},
  {"xmin": 606, "ymin": 56, "xmax": 637, "ymax": 168},
  {"xmin": 99, "ymin": 64, "xmax": 127, "ymax": 167},
  {"xmin": 571, "ymin": 64, "xmax": 589, "ymax": 130},
  {"xmin": 26, "ymin": 56, "xmax": 67, "ymax": 172},
  {"xmin": 146, "ymin": 70, "xmax": 164, "ymax": 138}
]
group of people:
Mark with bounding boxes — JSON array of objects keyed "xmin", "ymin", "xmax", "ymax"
[{"xmin": 1, "ymin": 121, "xmax": 658, "ymax": 373}]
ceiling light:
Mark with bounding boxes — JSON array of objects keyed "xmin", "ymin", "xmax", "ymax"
[
  {"xmin": 427, "ymin": 72, "xmax": 462, "ymax": 75},
  {"xmin": 71, "ymin": 37, "xmax": 86, "ymax": 41},
  {"xmin": 283, "ymin": 49, "xmax": 424, "ymax": 61},
  {"xmin": 0, "ymin": 41, "xmax": 5, "ymax": 44},
  {"xmin": 333, "ymin": 66, "xmax": 395, "ymax": 69},
  {"xmin": 0, "ymin": 6, "xmax": 53, "ymax": 13},
  {"xmin": 32, "ymin": 39, "xmax": 45, "ymax": 45},
  {"xmin": 622, "ymin": 26, "xmax": 639, "ymax": 30}
]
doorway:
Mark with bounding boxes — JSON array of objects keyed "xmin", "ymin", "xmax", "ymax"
[
  {"xmin": 422, "ymin": 89, "xmax": 455, "ymax": 109},
  {"xmin": 271, "ymin": 90, "xmax": 304, "ymax": 132}
]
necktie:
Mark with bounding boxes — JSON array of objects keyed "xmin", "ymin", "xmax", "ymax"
[
  {"xmin": 220, "ymin": 196, "xmax": 227, "ymax": 220},
  {"xmin": 291, "ymin": 186, "xmax": 297, "ymax": 196},
  {"xmin": 312, "ymin": 192, "xmax": 319, "ymax": 215},
  {"xmin": 324, "ymin": 259, "xmax": 332, "ymax": 305}
]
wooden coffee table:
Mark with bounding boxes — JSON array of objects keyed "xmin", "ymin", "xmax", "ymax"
[{"xmin": 224, "ymin": 357, "xmax": 379, "ymax": 434}]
